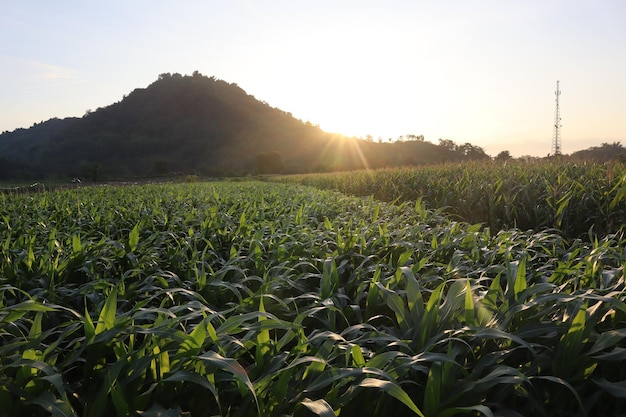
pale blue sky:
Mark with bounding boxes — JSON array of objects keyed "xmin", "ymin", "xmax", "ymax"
[{"xmin": 1, "ymin": 1, "xmax": 625, "ymax": 157}]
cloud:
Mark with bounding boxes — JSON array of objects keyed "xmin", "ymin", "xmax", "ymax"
[
  {"xmin": 31, "ymin": 62, "xmax": 76, "ymax": 79},
  {"xmin": 0, "ymin": 56, "xmax": 77, "ymax": 80}
]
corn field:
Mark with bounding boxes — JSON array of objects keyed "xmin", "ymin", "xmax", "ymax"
[
  {"xmin": 272, "ymin": 161, "xmax": 626, "ymax": 239},
  {"xmin": 1, "ymin": 180, "xmax": 625, "ymax": 416}
]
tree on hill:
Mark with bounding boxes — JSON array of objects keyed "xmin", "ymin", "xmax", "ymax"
[
  {"xmin": 570, "ymin": 142, "xmax": 626, "ymax": 163},
  {"xmin": 256, "ymin": 151, "xmax": 284, "ymax": 174},
  {"xmin": 495, "ymin": 150, "xmax": 512, "ymax": 161},
  {"xmin": 459, "ymin": 143, "xmax": 489, "ymax": 160}
]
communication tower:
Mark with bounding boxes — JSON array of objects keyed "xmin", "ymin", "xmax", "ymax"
[{"xmin": 552, "ymin": 80, "xmax": 562, "ymax": 155}]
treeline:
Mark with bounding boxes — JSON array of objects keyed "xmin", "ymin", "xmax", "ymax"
[{"xmin": 570, "ymin": 142, "xmax": 626, "ymax": 163}]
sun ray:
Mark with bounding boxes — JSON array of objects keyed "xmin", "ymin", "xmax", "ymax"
[{"xmin": 348, "ymin": 137, "xmax": 372, "ymax": 173}]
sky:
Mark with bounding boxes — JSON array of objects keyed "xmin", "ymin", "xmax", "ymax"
[{"xmin": 1, "ymin": 1, "xmax": 625, "ymax": 157}]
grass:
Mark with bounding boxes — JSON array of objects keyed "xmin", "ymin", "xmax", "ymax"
[{"xmin": 0, "ymin": 179, "xmax": 625, "ymax": 416}]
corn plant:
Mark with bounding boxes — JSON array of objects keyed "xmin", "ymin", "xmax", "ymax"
[
  {"xmin": 272, "ymin": 161, "xmax": 626, "ymax": 239},
  {"xmin": 0, "ymin": 181, "xmax": 625, "ymax": 416}
]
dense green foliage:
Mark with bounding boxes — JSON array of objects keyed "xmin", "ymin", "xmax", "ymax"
[
  {"xmin": 1, "ymin": 181, "xmax": 625, "ymax": 416},
  {"xmin": 273, "ymin": 161, "xmax": 626, "ymax": 239}
]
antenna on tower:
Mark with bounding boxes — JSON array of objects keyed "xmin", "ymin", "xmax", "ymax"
[{"xmin": 552, "ymin": 80, "xmax": 562, "ymax": 156}]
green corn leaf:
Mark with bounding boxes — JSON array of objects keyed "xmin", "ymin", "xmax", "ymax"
[
  {"xmin": 609, "ymin": 179, "xmax": 626, "ymax": 209},
  {"xmin": 566, "ymin": 303, "xmax": 587, "ymax": 346},
  {"xmin": 110, "ymin": 382, "xmax": 129, "ymax": 416},
  {"xmin": 324, "ymin": 216, "xmax": 332, "ymax": 230},
  {"xmin": 189, "ymin": 321, "xmax": 208, "ymax": 350},
  {"xmin": 439, "ymin": 405, "xmax": 495, "ymax": 417},
  {"xmin": 591, "ymin": 347, "xmax": 626, "ymax": 361},
  {"xmin": 375, "ymin": 282, "xmax": 407, "ymax": 330},
  {"xmin": 402, "ymin": 266, "xmax": 424, "ymax": 320},
  {"xmin": 95, "ymin": 288, "xmax": 117, "ymax": 335},
  {"xmin": 513, "ymin": 257, "xmax": 527, "ymax": 301},
  {"xmin": 483, "ymin": 274, "xmax": 502, "ymax": 312},
  {"xmin": 256, "ymin": 297, "xmax": 271, "ymax": 366},
  {"xmin": 229, "ymin": 244, "xmax": 238, "ymax": 259},
  {"xmin": 530, "ymin": 375, "xmax": 585, "ymax": 411},
  {"xmin": 351, "ymin": 344, "xmax": 365, "ymax": 367},
  {"xmin": 424, "ymin": 362, "xmax": 442, "ymax": 417},
  {"xmin": 464, "ymin": 279, "xmax": 475, "ymax": 326},
  {"xmin": 206, "ymin": 320, "xmax": 219, "ymax": 343},
  {"xmin": 196, "ymin": 351, "xmax": 258, "ymax": 410},
  {"xmin": 1, "ymin": 300, "xmax": 57, "ymax": 323},
  {"xmin": 415, "ymin": 283, "xmax": 444, "ymax": 348},
  {"xmin": 28, "ymin": 311, "xmax": 44, "ymax": 339},
  {"xmin": 25, "ymin": 244, "xmax": 35, "ymax": 270},
  {"xmin": 216, "ymin": 312, "xmax": 255, "ymax": 335},
  {"xmin": 128, "ymin": 223, "xmax": 140, "ymax": 252},
  {"xmin": 31, "ymin": 391, "xmax": 78, "ymax": 417},
  {"xmin": 398, "ymin": 250, "xmax": 412, "ymax": 266},
  {"xmin": 150, "ymin": 346, "xmax": 168, "ymax": 380},
  {"xmin": 321, "ymin": 258, "xmax": 338, "ymax": 299},
  {"xmin": 426, "ymin": 282, "xmax": 445, "ymax": 312},
  {"xmin": 472, "ymin": 328, "xmax": 535, "ymax": 353},
  {"xmin": 300, "ymin": 398, "xmax": 336, "ymax": 417},
  {"xmin": 303, "ymin": 358, "xmax": 327, "ymax": 380},
  {"xmin": 163, "ymin": 370, "xmax": 219, "ymax": 398},
  {"xmin": 372, "ymin": 203, "xmax": 380, "ymax": 223},
  {"xmin": 72, "ymin": 234, "xmax": 82, "ymax": 254},
  {"xmin": 556, "ymin": 303, "xmax": 588, "ymax": 373},
  {"xmin": 358, "ymin": 378, "xmax": 425, "ymax": 417},
  {"xmin": 589, "ymin": 328, "xmax": 626, "ymax": 355},
  {"xmin": 83, "ymin": 306, "xmax": 96, "ymax": 343},
  {"xmin": 592, "ymin": 377, "xmax": 626, "ymax": 398},
  {"xmin": 366, "ymin": 267, "xmax": 382, "ymax": 317},
  {"xmin": 305, "ymin": 367, "xmax": 389, "ymax": 392}
]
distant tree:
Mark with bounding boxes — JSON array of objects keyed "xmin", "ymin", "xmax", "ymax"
[
  {"xmin": 438, "ymin": 139, "xmax": 457, "ymax": 151},
  {"xmin": 256, "ymin": 151, "xmax": 283, "ymax": 174},
  {"xmin": 459, "ymin": 143, "xmax": 490, "ymax": 160},
  {"xmin": 406, "ymin": 134, "xmax": 425, "ymax": 142},
  {"xmin": 89, "ymin": 163, "xmax": 101, "ymax": 182},
  {"xmin": 495, "ymin": 150, "xmax": 512, "ymax": 161},
  {"xmin": 0, "ymin": 156, "xmax": 21, "ymax": 179},
  {"xmin": 153, "ymin": 160, "xmax": 169, "ymax": 176},
  {"xmin": 518, "ymin": 155, "xmax": 539, "ymax": 163},
  {"xmin": 78, "ymin": 161, "xmax": 102, "ymax": 182},
  {"xmin": 570, "ymin": 141, "xmax": 626, "ymax": 163}
]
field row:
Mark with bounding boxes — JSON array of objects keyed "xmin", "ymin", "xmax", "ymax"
[
  {"xmin": 272, "ymin": 161, "xmax": 626, "ymax": 238},
  {"xmin": 1, "ymin": 182, "xmax": 625, "ymax": 416}
]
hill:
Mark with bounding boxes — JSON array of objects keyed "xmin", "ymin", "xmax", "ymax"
[{"xmin": 0, "ymin": 72, "xmax": 488, "ymax": 180}]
